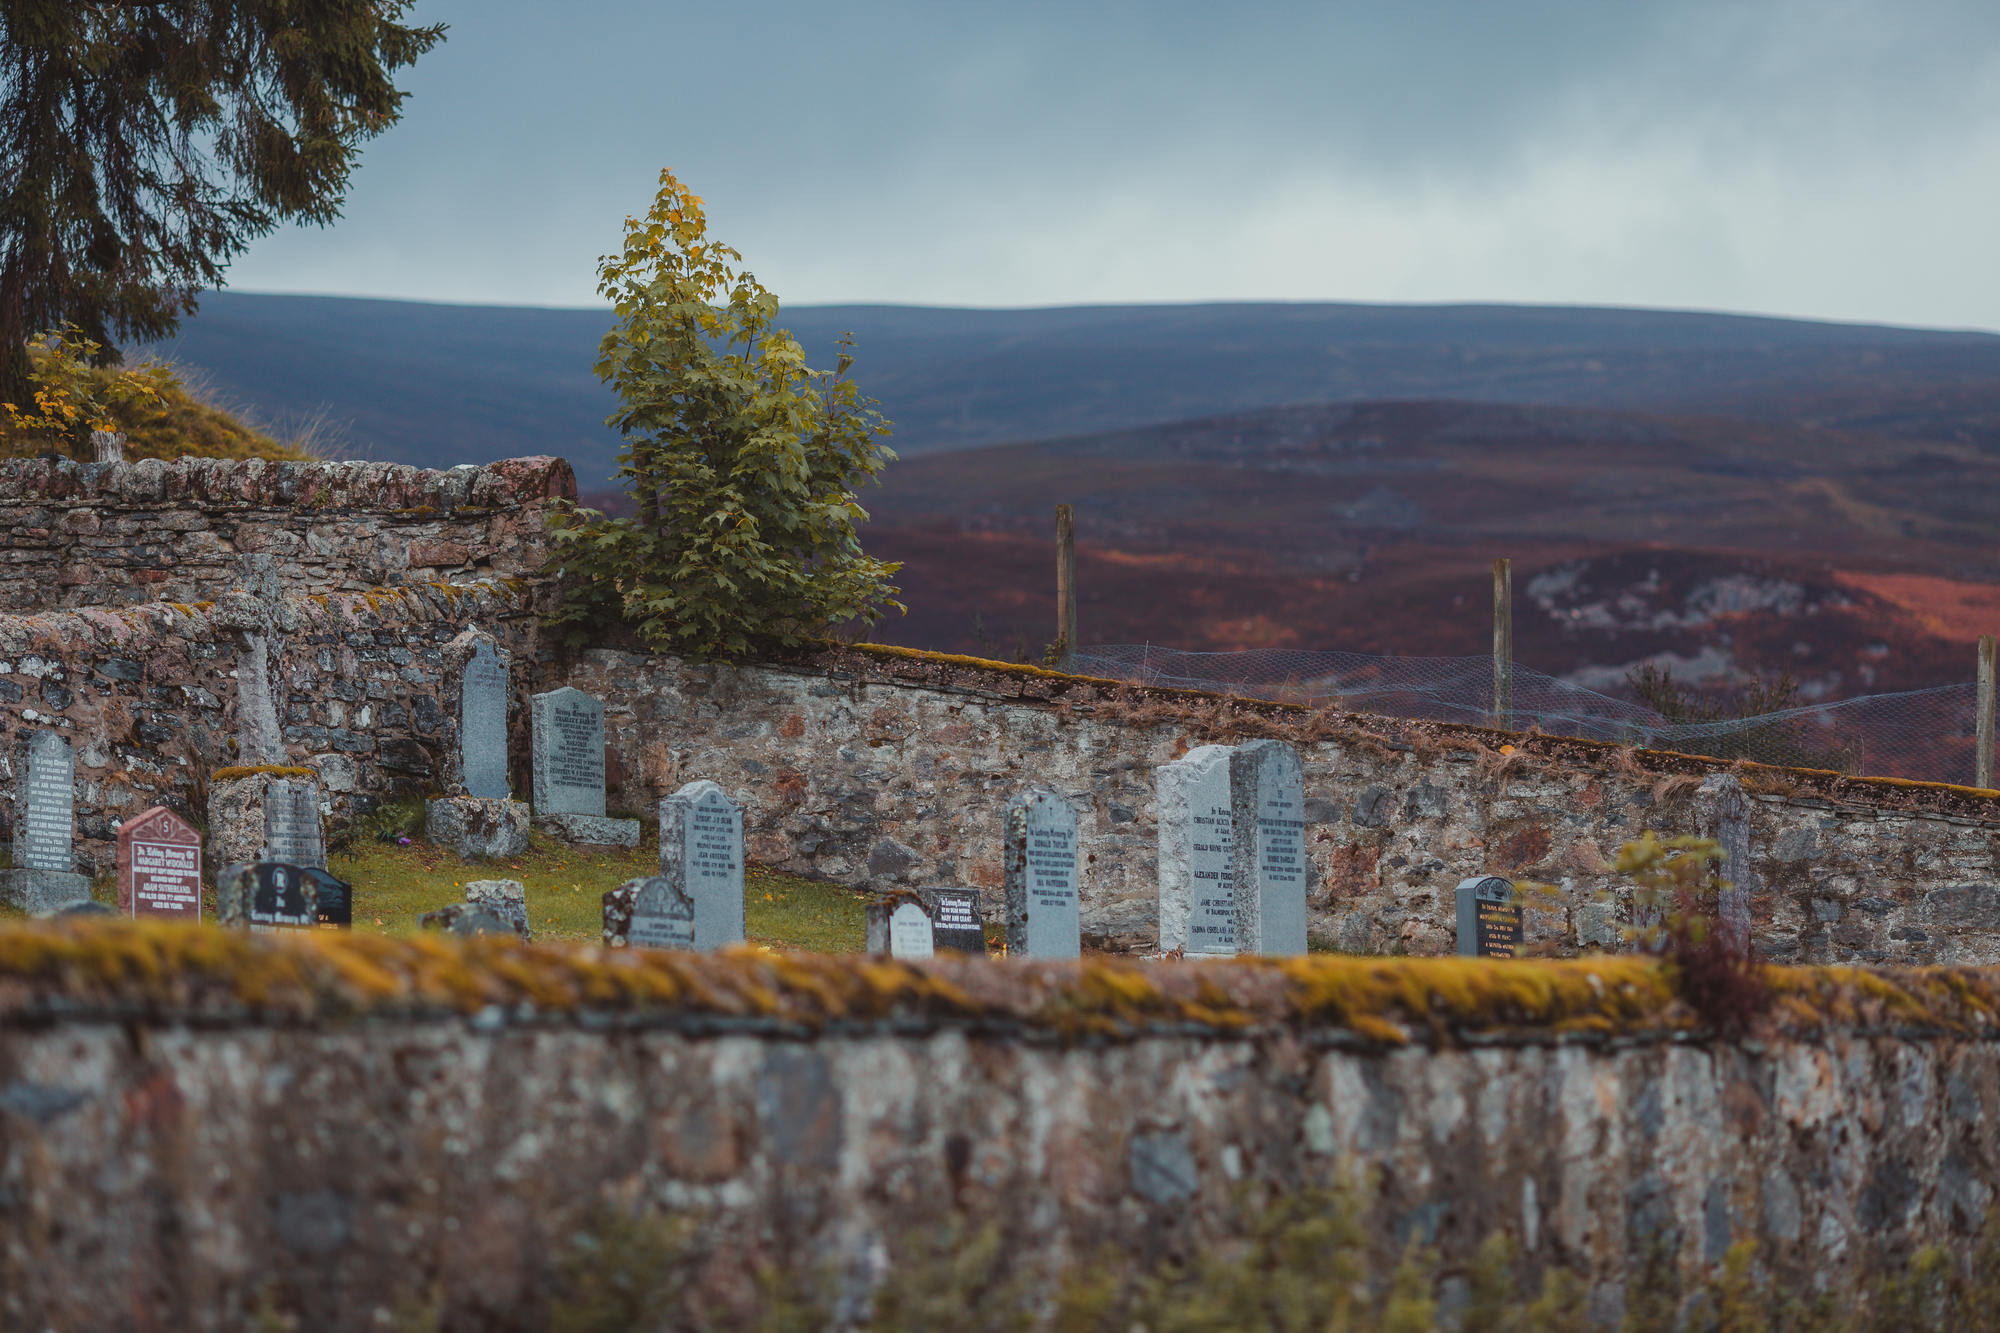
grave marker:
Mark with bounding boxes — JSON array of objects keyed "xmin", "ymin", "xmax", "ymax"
[
  {"xmin": 1, "ymin": 730, "xmax": 89, "ymax": 913},
  {"xmin": 1004, "ymin": 787, "xmax": 1080, "ymax": 958},
  {"xmin": 625, "ymin": 875, "xmax": 696, "ymax": 951},
  {"xmin": 888, "ymin": 900, "xmax": 935, "ymax": 959},
  {"xmin": 1230, "ymin": 740, "xmax": 1309, "ymax": 956},
  {"xmin": 246, "ymin": 862, "xmax": 316, "ymax": 932},
  {"xmin": 532, "ymin": 686, "xmax": 607, "ymax": 816},
  {"xmin": 659, "ymin": 780, "xmax": 744, "ymax": 950},
  {"xmin": 1696, "ymin": 774, "xmax": 1752, "ymax": 951},
  {"xmin": 926, "ymin": 887, "xmax": 986, "ymax": 955},
  {"xmin": 304, "ymin": 867, "xmax": 352, "ymax": 929},
  {"xmin": 1156, "ymin": 745, "xmax": 1236, "ymax": 955},
  {"xmin": 461, "ymin": 638, "xmax": 511, "ymax": 800},
  {"xmin": 1455, "ymin": 876, "xmax": 1522, "ymax": 957},
  {"xmin": 262, "ymin": 779, "xmax": 326, "ymax": 870},
  {"xmin": 118, "ymin": 805, "xmax": 202, "ymax": 920}
]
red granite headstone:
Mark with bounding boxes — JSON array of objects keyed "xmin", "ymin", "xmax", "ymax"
[{"xmin": 117, "ymin": 806, "xmax": 202, "ymax": 921}]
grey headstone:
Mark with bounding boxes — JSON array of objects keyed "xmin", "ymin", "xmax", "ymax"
[
  {"xmin": 1456, "ymin": 876, "xmax": 1522, "ymax": 957},
  {"xmin": 888, "ymin": 901, "xmax": 935, "ymax": 960},
  {"xmin": 464, "ymin": 879, "xmax": 529, "ymax": 939},
  {"xmin": 660, "ymin": 780, "xmax": 744, "ymax": 951},
  {"xmin": 1696, "ymin": 774, "xmax": 1752, "ymax": 951},
  {"xmin": 1230, "ymin": 739, "xmax": 1308, "ymax": 956},
  {"xmin": 15, "ymin": 730, "xmax": 74, "ymax": 873},
  {"xmin": 263, "ymin": 780, "xmax": 326, "ymax": 870},
  {"xmin": 1156, "ymin": 745, "xmax": 1236, "ymax": 955},
  {"xmin": 625, "ymin": 875, "xmax": 696, "ymax": 951},
  {"xmin": 1004, "ymin": 787, "xmax": 1080, "ymax": 959},
  {"xmin": 531, "ymin": 687, "xmax": 607, "ymax": 817},
  {"xmin": 461, "ymin": 639, "xmax": 510, "ymax": 799}
]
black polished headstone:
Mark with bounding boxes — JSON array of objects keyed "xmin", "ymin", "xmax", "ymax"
[
  {"xmin": 249, "ymin": 862, "xmax": 317, "ymax": 932},
  {"xmin": 925, "ymin": 887, "xmax": 986, "ymax": 955},
  {"xmin": 1455, "ymin": 876, "xmax": 1522, "ymax": 957}
]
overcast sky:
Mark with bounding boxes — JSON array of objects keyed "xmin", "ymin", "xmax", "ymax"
[{"xmin": 222, "ymin": 0, "xmax": 2000, "ymax": 330}]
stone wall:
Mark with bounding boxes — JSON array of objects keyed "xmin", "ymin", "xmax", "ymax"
[
  {"xmin": 0, "ymin": 455, "xmax": 574, "ymax": 609},
  {"xmin": 0, "ymin": 933, "xmax": 1993, "ymax": 1330},
  {"xmin": 561, "ymin": 646, "xmax": 2000, "ymax": 964}
]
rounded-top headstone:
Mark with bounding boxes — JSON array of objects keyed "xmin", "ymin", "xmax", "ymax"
[
  {"xmin": 660, "ymin": 779, "xmax": 745, "ymax": 951},
  {"xmin": 888, "ymin": 901, "xmax": 935, "ymax": 960}
]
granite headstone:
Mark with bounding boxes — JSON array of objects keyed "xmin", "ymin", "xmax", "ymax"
[
  {"xmin": 1156, "ymin": 744, "xmax": 1236, "ymax": 955},
  {"xmin": 926, "ymin": 887, "xmax": 986, "ymax": 955},
  {"xmin": 303, "ymin": 867, "xmax": 352, "ymax": 929},
  {"xmin": 625, "ymin": 875, "xmax": 697, "ymax": 951},
  {"xmin": 247, "ymin": 862, "xmax": 317, "ymax": 932},
  {"xmin": 1455, "ymin": 876, "xmax": 1522, "ymax": 957},
  {"xmin": 531, "ymin": 687, "xmax": 607, "ymax": 817},
  {"xmin": 118, "ymin": 805, "xmax": 202, "ymax": 920},
  {"xmin": 461, "ymin": 638, "xmax": 511, "ymax": 800},
  {"xmin": 262, "ymin": 779, "xmax": 326, "ymax": 870},
  {"xmin": 1230, "ymin": 740, "xmax": 1309, "ymax": 956},
  {"xmin": 15, "ymin": 730, "xmax": 74, "ymax": 872},
  {"xmin": 1003, "ymin": 787, "xmax": 1080, "ymax": 959},
  {"xmin": 659, "ymin": 780, "xmax": 744, "ymax": 950}
]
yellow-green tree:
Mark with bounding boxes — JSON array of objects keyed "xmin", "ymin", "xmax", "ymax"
[{"xmin": 547, "ymin": 170, "xmax": 902, "ymax": 659}]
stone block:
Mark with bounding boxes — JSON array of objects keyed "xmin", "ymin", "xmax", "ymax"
[
  {"xmin": 426, "ymin": 797, "xmax": 529, "ymax": 860},
  {"xmin": 464, "ymin": 878, "xmax": 529, "ymax": 939},
  {"xmin": 533, "ymin": 812, "xmax": 640, "ymax": 848},
  {"xmin": 417, "ymin": 903, "xmax": 519, "ymax": 938},
  {"xmin": 0, "ymin": 869, "xmax": 91, "ymax": 915}
]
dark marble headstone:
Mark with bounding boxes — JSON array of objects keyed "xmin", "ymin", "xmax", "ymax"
[
  {"xmin": 626, "ymin": 875, "xmax": 696, "ymax": 951},
  {"xmin": 926, "ymin": 887, "xmax": 986, "ymax": 955},
  {"xmin": 1156, "ymin": 745, "xmax": 1236, "ymax": 955},
  {"xmin": 118, "ymin": 805, "xmax": 202, "ymax": 920},
  {"xmin": 531, "ymin": 687, "xmax": 606, "ymax": 817},
  {"xmin": 262, "ymin": 780, "xmax": 326, "ymax": 870},
  {"xmin": 1456, "ymin": 876, "xmax": 1522, "ymax": 957},
  {"xmin": 461, "ymin": 639, "xmax": 511, "ymax": 800},
  {"xmin": 15, "ymin": 730, "xmax": 74, "ymax": 873},
  {"xmin": 247, "ymin": 862, "xmax": 318, "ymax": 932},
  {"xmin": 1004, "ymin": 787, "xmax": 1079, "ymax": 959},
  {"xmin": 302, "ymin": 867, "xmax": 352, "ymax": 929},
  {"xmin": 1230, "ymin": 740, "xmax": 1308, "ymax": 956},
  {"xmin": 660, "ymin": 780, "xmax": 744, "ymax": 950}
]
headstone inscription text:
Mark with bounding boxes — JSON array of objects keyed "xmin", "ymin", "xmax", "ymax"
[
  {"xmin": 1004, "ymin": 788, "xmax": 1080, "ymax": 959},
  {"xmin": 1156, "ymin": 745, "xmax": 1236, "ymax": 955},
  {"xmin": 928, "ymin": 888, "xmax": 986, "ymax": 954},
  {"xmin": 1455, "ymin": 876, "xmax": 1522, "ymax": 958},
  {"xmin": 627, "ymin": 875, "xmax": 696, "ymax": 950},
  {"xmin": 461, "ymin": 639, "xmax": 510, "ymax": 800},
  {"xmin": 119, "ymin": 805, "xmax": 202, "ymax": 920},
  {"xmin": 660, "ymin": 780, "xmax": 744, "ymax": 950},
  {"xmin": 16, "ymin": 730, "xmax": 73, "ymax": 873},
  {"xmin": 263, "ymin": 780, "xmax": 326, "ymax": 869},
  {"xmin": 533, "ymin": 687, "xmax": 606, "ymax": 816}
]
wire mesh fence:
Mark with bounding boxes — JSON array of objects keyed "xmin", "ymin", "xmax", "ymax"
[{"xmin": 1070, "ymin": 645, "xmax": 1984, "ymax": 784}]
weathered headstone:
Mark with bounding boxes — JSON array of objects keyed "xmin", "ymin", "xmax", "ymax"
[
  {"xmin": 460, "ymin": 637, "xmax": 511, "ymax": 800},
  {"xmin": 216, "ymin": 862, "xmax": 318, "ymax": 932},
  {"xmin": 118, "ymin": 805, "xmax": 202, "ymax": 920},
  {"xmin": 426, "ymin": 632, "xmax": 532, "ymax": 859},
  {"xmin": 888, "ymin": 900, "xmax": 935, "ymax": 959},
  {"xmin": 1456, "ymin": 876, "xmax": 1522, "ymax": 957},
  {"xmin": 262, "ymin": 779, "xmax": 326, "ymax": 870},
  {"xmin": 1004, "ymin": 787, "xmax": 1080, "ymax": 958},
  {"xmin": 530, "ymin": 687, "xmax": 639, "ymax": 846},
  {"xmin": 1, "ymin": 730, "xmax": 89, "ymax": 913},
  {"xmin": 1156, "ymin": 745, "xmax": 1236, "ymax": 955},
  {"xmin": 1696, "ymin": 773, "xmax": 1753, "ymax": 951},
  {"xmin": 464, "ymin": 879, "xmax": 529, "ymax": 940},
  {"xmin": 418, "ymin": 903, "xmax": 518, "ymax": 938},
  {"xmin": 926, "ymin": 887, "xmax": 987, "ymax": 955},
  {"xmin": 659, "ymin": 780, "xmax": 744, "ymax": 950},
  {"xmin": 625, "ymin": 875, "xmax": 696, "ymax": 951},
  {"xmin": 1230, "ymin": 740, "xmax": 1309, "ymax": 956}
]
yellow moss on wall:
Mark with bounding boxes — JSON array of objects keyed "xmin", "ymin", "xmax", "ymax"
[{"xmin": 209, "ymin": 765, "xmax": 318, "ymax": 784}]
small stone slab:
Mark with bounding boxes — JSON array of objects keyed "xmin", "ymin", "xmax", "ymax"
[
  {"xmin": 262, "ymin": 779, "xmax": 326, "ymax": 870},
  {"xmin": 0, "ymin": 869, "xmax": 91, "ymax": 915},
  {"xmin": 418, "ymin": 903, "xmax": 518, "ymax": 938},
  {"xmin": 625, "ymin": 875, "xmax": 696, "ymax": 951},
  {"xmin": 118, "ymin": 805, "xmax": 202, "ymax": 921},
  {"xmin": 1156, "ymin": 745, "xmax": 1236, "ymax": 955},
  {"xmin": 459, "ymin": 635, "xmax": 511, "ymax": 800},
  {"xmin": 465, "ymin": 879, "xmax": 529, "ymax": 940},
  {"xmin": 925, "ymin": 887, "xmax": 987, "ymax": 955},
  {"xmin": 1230, "ymin": 740, "xmax": 1309, "ymax": 956},
  {"xmin": 1456, "ymin": 876, "xmax": 1522, "ymax": 957},
  {"xmin": 659, "ymin": 780, "xmax": 744, "ymax": 951},
  {"xmin": 532, "ymin": 811, "xmax": 640, "ymax": 848},
  {"xmin": 426, "ymin": 796, "xmax": 530, "ymax": 860},
  {"xmin": 531, "ymin": 686, "xmax": 607, "ymax": 817},
  {"xmin": 14, "ymin": 729, "xmax": 74, "ymax": 874},
  {"xmin": 1005, "ymin": 787, "xmax": 1080, "ymax": 959}
]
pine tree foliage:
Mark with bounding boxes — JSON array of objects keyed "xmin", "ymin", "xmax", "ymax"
[
  {"xmin": 546, "ymin": 169, "xmax": 902, "ymax": 661},
  {"xmin": 0, "ymin": 2, "xmax": 446, "ymax": 402}
]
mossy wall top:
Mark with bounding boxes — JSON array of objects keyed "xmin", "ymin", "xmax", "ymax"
[{"xmin": 0, "ymin": 455, "xmax": 575, "ymax": 609}]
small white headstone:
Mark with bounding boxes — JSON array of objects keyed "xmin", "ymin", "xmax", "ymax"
[{"xmin": 889, "ymin": 901, "xmax": 935, "ymax": 960}]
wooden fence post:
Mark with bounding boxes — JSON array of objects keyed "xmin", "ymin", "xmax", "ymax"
[
  {"xmin": 1055, "ymin": 504, "xmax": 1077, "ymax": 668},
  {"xmin": 1493, "ymin": 558, "xmax": 1514, "ymax": 729},
  {"xmin": 1978, "ymin": 634, "xmax": 1996, "ymax": 789}
]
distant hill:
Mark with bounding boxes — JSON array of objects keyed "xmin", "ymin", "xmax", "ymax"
[{"xmin": 146, "ymin": 291, "xmax": 2000, "ymax": 483}]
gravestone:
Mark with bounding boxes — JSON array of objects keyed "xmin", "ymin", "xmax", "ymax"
[
  {"xmin": 530, "ymin": 687, "xmax": 640, "ymax": 846},
  {"xmin": 118, "ymin": 805, "xmax": 202, "ymax": 920},
  {"xmin": 464, "ymin": 879, "xmax": 529, "ymax": 940},
  {"xmin": 659, "ymin": 780, "xmax": 744, "ymax": 950},
  {"xmin": 1004, "ymin": 787, "xmax": 1080, "ymax": 959},
  {"xmin": 1230, "ymin": 740, "xmax": 1309, "ymax": 956},
  {"xmin": 216, "ymin": 862, "xmax": 318, "ymax": 932},
  {"xmin": 1455, "ymin": 876, "xmax": 1522, "ymax": 957},
  {"xmin": 1696, "ymin": 774, "xmax": 1753, "ymax": 951},
  {"xmin": 1155, "ymin": 745, "xmax": 1236, "ymax": 955},
  {"xmin": 888, "ymin": 901, "xmax": 935, "ymax": 959},
  {"xmin": 0, "ymin": 730, "xmax": 89, "ymax": 913},
  {"xmin": 426, "ymin": 632, "xmax": 531, "ymax": 859},
  {"xmin": 303, "ymin": 867, "xmax": 352, "ymax": 929},
  {"xmin": 263, "ymin": 779, "xmax": 326, "ymax": 870},
  {"xmin": 925, "ymin": 887, "xmax": 987, "ymax": 955},
  {"xmin": 419, "ymin": 903, "xmax": 518, "ymax": 938},
  {"xmin": 460, "ymin": 638, "xmax": 511, "ymax": 800},
  {"xmin": 625, "ymin": 875, "xmax": 696, "ymax": 951}
]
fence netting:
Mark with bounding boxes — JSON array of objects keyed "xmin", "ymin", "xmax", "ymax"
[{"xmin": 1070, "ymin": 645, "xmax": 1983, "ymax": 784}]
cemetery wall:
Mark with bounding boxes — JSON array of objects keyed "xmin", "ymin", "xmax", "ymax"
[
  {"xmin": 1, "ymin": 932, "xmax": 1994, "ymax": 1330},
  {"xmin": 0, "ymin": 455, "xmax": 574, "ymax": 609},
  {"xmin": 0, "ymin": 582, "xmax": 538, "ymax": 874},
  {"xmin": 568, "ymin": 645, "xmax": 2000, "ymax": 964}
]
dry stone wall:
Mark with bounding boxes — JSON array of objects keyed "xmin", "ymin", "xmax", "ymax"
[
  {"xmin": 0, "ymin": 455, "xmax": 574, "ymax": 609},
  {"xmin": 562, "ymin": 647, "xmax": 2000, "ymax": 963}
]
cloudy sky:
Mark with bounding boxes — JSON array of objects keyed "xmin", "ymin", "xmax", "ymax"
[{"xmin": 224, "ymin": 0, "xmax": 2000, "ymax": 330}]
